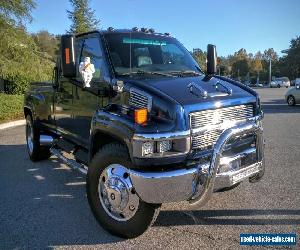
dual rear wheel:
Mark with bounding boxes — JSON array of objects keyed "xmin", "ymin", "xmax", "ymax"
[{"xmin": 25, "ymin": 115, "xmax": 51, "ymax": 161}]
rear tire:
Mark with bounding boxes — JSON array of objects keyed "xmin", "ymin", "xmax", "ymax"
[
  {"xmin": 25, "ymin": 115, "xmax": 51, "ymax": 161},
  {"xmin": 277, "ymin": 84, "xmax": 281, "ymax": 88},
  {"xmin": 287, "ymin": 95, "xmax": 296, "ymax": 106},
  {"xmin": 87, "ymin": 143, "xmax": 161, "ymax": 238}
]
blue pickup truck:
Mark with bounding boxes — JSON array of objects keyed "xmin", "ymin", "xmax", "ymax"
[{"xmin": 24, "ymin": 28, "xmax": 265, "ymax": 238}]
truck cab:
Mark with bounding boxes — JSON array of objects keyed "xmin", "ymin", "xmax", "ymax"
[{"xmin": 24, "ymin": 28, "xmax": 265, "ymax": 238}]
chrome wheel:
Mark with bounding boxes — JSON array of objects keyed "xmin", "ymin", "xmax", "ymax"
[
  {"xmin": 26, "ymin": 117, "xmax": 34, "ymax": 154},
  {"xmin": 98, "ymin": 164, "xmax": 139, "ymax": 221}
]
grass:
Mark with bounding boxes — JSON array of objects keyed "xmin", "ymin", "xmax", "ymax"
[{"xmin": 0, "ymin": 93, "xmax": 24, "ymax": 124}]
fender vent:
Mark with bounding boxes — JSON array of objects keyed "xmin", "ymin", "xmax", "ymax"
[{"xmin": 129, "ymin": 88, "xmax": 152, "ymax": 111}]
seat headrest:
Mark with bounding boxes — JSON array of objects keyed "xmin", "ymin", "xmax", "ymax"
[{"xmin": 138, "ymin": 56, "xmax": 152, "ymax": 67}]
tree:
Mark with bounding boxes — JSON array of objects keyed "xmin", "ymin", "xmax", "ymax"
[
  {"xmin": 0, "ymin": 0, "xmax": 54, "ymax": 94},
  {"xmin": 263, "ymin": 48, "xmax": 278, "ymax": 61},
  {"xmin": 232, "ymin": 59, "xmax": 249, "ymax": 80},
  {"xmin": 32, "ymin": 30, "xmax": 60, "ymax": 61},
  {"xmin": 279, "ymin": 36, "xmax": 300, "ymax": 79},
  {"xmin": 0, "ymin": 0, "xmax": 35, "ymax": 23},
  {"xmin": 192, "ymin": 48, "xmax": 207, "ymax": 71},
  {"xmin": 251, "ymin": 52, "xmax": 263, "ymax": 84},
  {"xmin": 230, "ymin": 49, "xmax": 250, "ymax": 80},
  {"xmin": 67, "ymin": 0, "xmax": 100, "ymax": 34}
]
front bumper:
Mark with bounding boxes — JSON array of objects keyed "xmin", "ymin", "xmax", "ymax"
[{"xmin": 129, "ymin": 114, "xmax": 264, "ymax": 205}]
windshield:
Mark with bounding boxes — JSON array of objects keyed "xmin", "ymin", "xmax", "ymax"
[{"xmin": 103, "ymin": 32, "xmax": 202, "ymax": 77}]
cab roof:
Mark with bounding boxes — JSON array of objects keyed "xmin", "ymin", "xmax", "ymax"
[{"xmin": 75, "ymin": 29, "xmax": 171, "ymax": 38}]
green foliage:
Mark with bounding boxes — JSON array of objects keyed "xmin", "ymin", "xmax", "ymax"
[
  {"xmin": 67, "ymin": 0, "xmax": 100, "ymax": 34},
  {"xmin": 0, "ymin": 0, "xmax": 35, "ymax": 24},
  {"xmin": 192, "ymin": 42, "xmax": 299, "ymax": 82},
  {"xmin": 192, "ymin": 49, "xmax": 207, "ymax": 71},
  {"xmin": 0, "ymin": 94, "xmax": 23, "ymax": 123},
  {"xmin": 31, "ymin": 30, "xmax": 60, "ymax": 62},
  {"xmin": 232, "ymin": 59, "xmax": 249, "ymax": 80},
  {"xmin": 0, "ymin": 0, "xmax": 54, "ymax": 95},
  {"xmin": 0, "ymin": 19, "xmax": 54, "ymax": 94},
  {"xmin": 279, "ymin": 36, "xmax": 300, "ymax": 79},
  {"xmin": 263, "ymin": 48, "xmax": 278, "ymax": 61}
]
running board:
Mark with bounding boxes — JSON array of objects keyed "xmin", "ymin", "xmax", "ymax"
[{"xmin": 50, "ymin": 147, "xmax": 87, "ymax": 175}]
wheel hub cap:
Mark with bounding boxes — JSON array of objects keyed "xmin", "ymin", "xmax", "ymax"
[{"xmin": 98, "ymin": 164, "xmax": 139, "ymax": 221}]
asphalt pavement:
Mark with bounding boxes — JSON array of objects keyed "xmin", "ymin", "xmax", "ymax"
[{"xmin": 0, "ymin": 88, "xmax": 299, "ymax": 249}]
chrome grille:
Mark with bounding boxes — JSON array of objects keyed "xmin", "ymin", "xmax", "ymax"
[
  {"xmin": 192, "ymin": 130, "xmax": 222, "ymax": 150},
  {"xmin": 129, "ymin": 88, "xmax": 152, "ymax": 111},
  {"xmin": 190, "ymin": 104, "xmax": 253, "ymax": 129},
  {"xmin": 190, "ymin": 104, "xmax": 254, "ymax": 150}
]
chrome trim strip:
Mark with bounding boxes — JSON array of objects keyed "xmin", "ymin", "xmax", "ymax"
[
  {"xmin": 132, "ymin": 114, "xmax": 263, "ymax": 142},
  {"xmin": 132, "ymin": 130, "xmax": 190, "ymax": 141}
]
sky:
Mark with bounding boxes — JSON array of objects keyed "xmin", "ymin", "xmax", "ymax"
[{"xmin": 27, "ymin": 0, "xmax": 300, "ymax": 57}]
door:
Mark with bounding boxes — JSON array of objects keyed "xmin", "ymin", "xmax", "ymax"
[
  {"xmin": 294, "ymin": 87, "xmax": 300, "ymax": 102},
  {"xmin": 55, "ymin": 65, "xmax": 74, "ymax": 137},
  {"xmin": 72, "ymin": 34, "xmax": 110, "ymax": 146}
]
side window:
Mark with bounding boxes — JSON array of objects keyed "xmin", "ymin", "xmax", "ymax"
[
  {"xmin": 78, "ymin": 37, "xmax": 105, "ymax": 87},
  {"xmin": 75, "ymin": 38, "xmax": 84, "ymax": 79}
]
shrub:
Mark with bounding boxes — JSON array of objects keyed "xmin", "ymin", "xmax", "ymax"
[{"xmin": 0, "ymin": 94, "xmax": 24, "ymax": 123}]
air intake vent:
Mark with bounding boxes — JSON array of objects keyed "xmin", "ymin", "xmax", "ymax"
[{"xmin": 129, "ymin": 88, "xmax": 152, "ymax": 111}]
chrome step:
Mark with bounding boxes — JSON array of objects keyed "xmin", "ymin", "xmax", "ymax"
[{"xmin": 50, "ymin": 147, "xmax": 87, "ymax": 175}]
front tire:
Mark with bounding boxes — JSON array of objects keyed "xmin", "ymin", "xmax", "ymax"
[
  {"xmin": 25, "ymin": 115, "xmax": 51, "ymax": 161},
  {"xmin": 287, "ymin": 95, "xmax": 296, "ymax": 106},
  {"xmin": 87, "ymin": 143, "xmax": 161, "ymax": 238}
]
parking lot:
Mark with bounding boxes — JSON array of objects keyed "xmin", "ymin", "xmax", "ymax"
[{"xmin": 0, "ymin": 87, "xmax": 299, "ymax": 249}]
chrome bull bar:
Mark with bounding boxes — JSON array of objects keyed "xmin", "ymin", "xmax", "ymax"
[
  {"xmin": 189, "ymin": 119, "xmax": 264, "ymax": 206},
  {"xmin": 129, "ymin": 114, "xmax": 264, "ymax": 205}
]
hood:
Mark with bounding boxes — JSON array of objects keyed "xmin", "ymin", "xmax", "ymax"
[{"xmin": 123, "ymin": 75, "xmax": 256, "ymax": 112}]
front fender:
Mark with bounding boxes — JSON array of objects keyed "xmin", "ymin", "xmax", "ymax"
[{"xmin": 90, "ymin": 110, "xmax": 136, "ymax": 162}]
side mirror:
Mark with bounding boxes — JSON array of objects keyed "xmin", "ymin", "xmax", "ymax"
[
  {"xmin": 207, "ymin": 44, "xmax": 217, "ymax": 75},
  {"xmin": 61, "ymin": 35, "xmax": 76, "ymax": 77}
]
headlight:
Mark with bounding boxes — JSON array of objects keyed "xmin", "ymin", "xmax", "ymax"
[{"xmin": 133, "ymin": 132, "xmax": 191, "ymax": 158}]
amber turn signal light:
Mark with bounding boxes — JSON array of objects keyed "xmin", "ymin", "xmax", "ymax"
[
  {"xmin": 65, "ymin": 48, "xmax": 70, "ymax": 64},
  {"xmin": 134, "ymin": 108, "xmax": 148, "ymax": 125}
]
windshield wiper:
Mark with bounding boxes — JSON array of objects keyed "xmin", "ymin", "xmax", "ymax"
[
  {"xmin": 168, "ymin": 70, "xmax": 202, "ymax": 77},
  {"xmin": 117, "ymin": 70, "xmax": 176, "ymax": 77}
]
